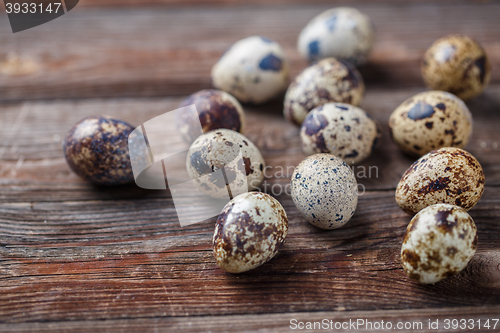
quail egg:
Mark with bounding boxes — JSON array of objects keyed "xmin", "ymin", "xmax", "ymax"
[
  {"xmin": 401, "ymin": 203, "xmax": 477, "ymax": 284},
  {"xmin": 396, "ymin": 147, "xmax": 485, "ymax": 215},
  {"xmin": 389, "ymin": 91, "xmax": 473, "ymax": 157},
  {"xmin": 301, "ymin": 102, "xmax": 380, "ymax": 164},
  {"xmin": 213, "ymin": 192, "xmax": 288, "ymax": 273},
  {"xmin": 422, "ymin": 34, "xmax": 491, "ymax": 100},
  {"xmin": 63, "ymin": 115, "xmax": 136, "ymax": 185},
  {"xmin": 176, "ymin": 89, "xmax": 245, "ymax": 143},
  {"xmin": 186, "ymin": 129, "xmax": 265, "ymax": 199},
  {"xmin": 211, "ymin": 36, "xmax": 289, "ymax": 104},
  {"xmin": 291, "ymin": 154, "xmax": 358, "ymax": 229},
  {"xmin": 298, "ymin": 7, "xmax": 375, "ymax": 66},
  {"xmin": 284, "ymin": 58, "xmax": 365, "ymax": 126}
]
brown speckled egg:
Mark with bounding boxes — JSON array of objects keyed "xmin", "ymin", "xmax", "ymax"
[
  {"xmin": 396, "ymin": 147, "xmax": 485, "ymax": 215},
  {"xmin": 422, "ymin": 35, "xmax": 491, "ymax": 100},
  {"xmin": 284, "ymin": 58, "xmax": 365, "ymax": 126},
  {"xmin": 213, "ymin": 192, "xmax": 288, "ymax": 273},
  {"xmin": 186, "ymin": 129, "xmax": 265, "ymax": 199},
  {"xmin": 301, "ymin": 102, "xmax": 380, "ymax": 164},
  {"xmin": 291, "ymin": 154, "xmax": 358, "ymax": 229},
  {"xmin": 401, "ymin": 203, "xmax": 477, "ymax": 284},
  {"xmin": 63, "ymin": 116, "xmax": 135, "ymax": 185},
  {"xmin": 389, "ymin": 91, "xmax": 472, "ymax": 157},
  {"xmin": 176, "ymin": 89, "xmax": 245, "ymax": 143}
]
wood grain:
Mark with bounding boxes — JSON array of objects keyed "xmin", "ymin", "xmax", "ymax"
[
  {"xmin": 1, "ymin": 87, "xmax": 500, "ymax": 327},
  {"xmin": 1, "ymin": 1, "xmax": 500, "ymax": 331},
  {"xmin": 0, "ymin": 3, "xmax": 499, "ymax": 100}
]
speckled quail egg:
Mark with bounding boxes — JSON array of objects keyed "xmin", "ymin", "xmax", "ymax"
[
  {"xmin": 186, "ymin": 129, "xmax": 265, "ymax": 199},
  {"xmin": 63, "ymin": 115, "xmax": 136, "ymax": 185},
  {"xmin": 301, "ymin": 102, "xmax": 380, "ymax": 164},
  {"xmin": 211, "ymin": 36, "xmax": 289, "ymax": 104},
  {"xmin": 396, "ymin": 147, "xmax": 485, "ymax": 215},
  {"xmin": 176, "ymin": 89, "xmax": 245, "ymax": 143},
  {"xmin": 213, "ymin": 192, "xmax": 288, "ymax": 273},
  {"xmin": 389, "ymin": 91, "xmax": 473, "ymax": 157},
  {"xmin": 291, "ymin": 154, "xmax": 358, "ymax": 229},
  {"xmin": 422, "ymin": 35, "xmax": 491, "ymax": 100},
  {"xmin": 298, "ymin": 7, "xmax": 375, "ymax": 66},
  {"xmin": 401, "ymin": 203, "xmax": 477, "ymax": 284},
  {"xmin": 284, "ymin": 58, "xmax": 365, "ymax": 126}
]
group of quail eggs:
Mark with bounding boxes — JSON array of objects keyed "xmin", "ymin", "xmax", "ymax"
[{"xmin": 63, "ymin": 7, "xmax": 491, "ymax": 282}]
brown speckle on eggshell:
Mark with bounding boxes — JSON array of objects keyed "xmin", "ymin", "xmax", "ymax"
[
  {"xmin": 421, "ymin": 34, "xmax": 491, "ymax": 100},
  {"xmin": 401, "ymin": 203, "xmax": 477, "ymax": 284},
  {"xmin": 301, "ymin": 102, "xmax": 380, "ymax": 164},
  {"xmin": 389, "ymin": 91, "xmax": 472, "ymax": 157},
  {"xmin": 186, "ymin": 129, "xmax": 265, "ymax": 199},
  {"xmin": 176, "ymin": 89, "xmax": 245, "ymax": 144},
  {"xmin": 63, "ymin": 115, "xmax": 136, "ymax": 186},
  {"xmin": 284, "ymin": 58, "xmax": 365, "ymax": 126},
  {"xmin": 396, "ymin": 147, "xmax": 485, "ymax": 215},
  {"xmin": 213, "ymin": 192, "xmax": 288, "ymax": 273}
]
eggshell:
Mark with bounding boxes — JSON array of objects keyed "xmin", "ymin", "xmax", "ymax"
[
  {"xmin": 186, "ymin": 129, "xmax": 265, "ymax": 199},
  {"xmin": 389, "ymin": 91, "xmax": 473, "ymax": 157},
  {"xmin": 422, "ymin": 34, "xmax": 491, "ymax": 100},
  {"xmin": 211, "ymin": 36, "xmax": 289, "ymax": 104},
  {"xmin": 63, "ymin": 115, "xmax": 136, "ymax": 185},
  {"xmin": 298, "ymin": 7, "xmax": 375, "ymax": 66},
  {"xmin": 396, "ymin": 147, "xmax": 485, "ymax": 214},
  {"xmin": 284, "ymin": 58, "xmax": 365, "ymax": 126},
  {"xmin": 401, "ymin": 203, "xmax": 477, "ymax": 284},
  {"xmin": 301, "ymin": 102, "xmax": 380, "ymax": 164},
  {"xmin": 213, "ymin": 192, "xmax": 288, "ymax": 273},
  {"xmin": 176, "ymin": 89, "xmax": 245, "ymax": 143},
  {"xmin": 291, "ymin": 154, "xmax": 358, "ymax": 229}
]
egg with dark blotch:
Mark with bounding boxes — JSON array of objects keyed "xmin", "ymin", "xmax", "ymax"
[
  {"xmin": 176, "ymin": 89, "xmax": 245, "ymax": 144},
  {"xmin": 396, "ymin": 147, "xmax": 485, "ymax": 215},
  {"xmin": 63, "ymin": 115, "xmax": 136, "ymax": 185},
  {"xmin": 401, "ymin": 203, "xmax": 477, "ymax": 284},
  {"xmin": 186, "ymin": 129, "xmax": 265, "ymax": 199},
  {"xmin": 291, "ymin": 154, "xmax": 358, "ymax": 229},
  {"xmin": 422, "ymin": 34, "xmax": 491, "ymax": 100},
  {"xmin": 301, "ymin": 102, "xmax": 380, "ymax": 164},
  {"xmin": 284, "ymin": 58, "xmax": 365, "ymax": 126},
  {"xmin": 298, "ymin": 7, "xmax": 375, "ymax": 66},
  {"xmin": 211, "ymin": 36, "xmax": 289, "ymax": 104},
  {"xmin": 213, "ymin": 192, "xmax": 288, "ymax": 273},
  {"xmin": 389, "ymin": 91, "xmax": 472, "ymax": 157}
]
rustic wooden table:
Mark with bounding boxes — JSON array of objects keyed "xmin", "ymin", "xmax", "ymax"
[{"xmin": 1, "ymin": 0, "xmax": 499, "ymax": 332}]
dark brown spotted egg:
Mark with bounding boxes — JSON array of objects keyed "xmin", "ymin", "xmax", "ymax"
[
  {"xmin": 186, "ymin": 129, "xmax": 265, "ymax": 199},
  {"xmin": 213, "ymin": 192, "xmax": 288, "ymax": 273},
  {"xmin": 63, "ymin": 115, "xmax": 135, "ymax": 185},
  {"xmin": 422, "ymin": 35, "xmax": 491, "ymax": 100},
  {"xmin": 291, "ymin": 154, "xmax": 358, "ymax": 229},
  {"xmin": 176, "ymin": 89, "xmax": 245, "ymax": 143},
  {"xmin": 389, "ymin": 91, "xmax": 472, "ymax": 157},
  {"xmin": 284, "ymin": 58, "xmax": 365, "ymax": 126},
  {"xmin": 401, "ymin": 203, "xmax": 477, "ymax": 284},
  {"xmin": 396, "ymin": 147, "xmax": 485, "ymax": 215},
  {"xmin": 211, "ymin": 36, "xmax": 289, "ymax": 104},
  {"xmin": 301, "ymin": 102, "xmax": 380, "ymax": 164}
]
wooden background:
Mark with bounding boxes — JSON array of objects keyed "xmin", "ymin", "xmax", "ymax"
[{"xmin": 1, "ymin": 0, "xmax": 499, "ymax": 332}]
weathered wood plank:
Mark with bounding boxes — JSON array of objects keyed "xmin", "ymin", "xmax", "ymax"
[
  {"xmin": 0, "ymin": 3, "xmax": 499, "ymax": 100},
  {"xmin": 2, "ymin": 305, "xmax": 500, "ymax": 333},
  {"xmin": 1, "ymin": 85, "xmax": 499, "ymax": 203},
  {"xmin": 0, "ymin": 187, "xmax": 499, "ymax": 322}
]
